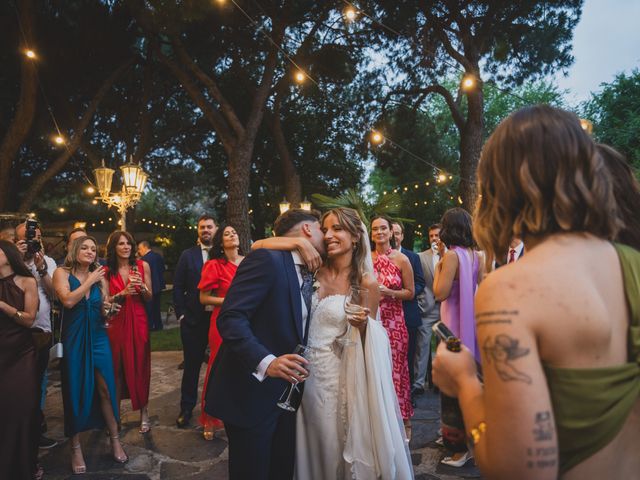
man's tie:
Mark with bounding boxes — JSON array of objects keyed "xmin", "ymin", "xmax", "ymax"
[
  {"xmin": 508, "ymin": 248, "xmax": 516, "ymax": 264},
  {"xmin": 300, "ymin": 266, "xmax": 314, "ymax": 315}
]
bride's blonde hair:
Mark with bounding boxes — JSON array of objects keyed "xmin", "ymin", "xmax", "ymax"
[{"xmin": 321, "ymin": 208, "xmax": 369, "ymax": 287}]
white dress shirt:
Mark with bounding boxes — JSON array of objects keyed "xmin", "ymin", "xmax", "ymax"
[
  {"xmin": 507, "ymin": 241, "xmax": 525, "ymax": 263},
  {"xmin": 26, "ymin": 255, "xmax": 57, "ymax": 332}
]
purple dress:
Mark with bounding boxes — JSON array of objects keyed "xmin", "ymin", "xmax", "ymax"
[{"xmin": 440, "ymin": 246, "xmax": 480, "ymax": 361}]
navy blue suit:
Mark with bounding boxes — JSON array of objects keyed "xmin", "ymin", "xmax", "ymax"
[
  {"xmin": 142, "ymin": 250, "xmax": 166, "ymax": 330},
  {"xmin": 206, "ymin": 248, "xmax": 304, "ymax": 480},
  {"xmin": 401, "ymin": 246, "xmax": 425, "ymax": 384},
  {"xmin": 173, "ymin": 245, "xmax": 209, "ymax": 413}
]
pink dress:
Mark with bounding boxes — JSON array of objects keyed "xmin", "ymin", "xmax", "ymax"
[{"xmin": 373, "ymin": 250, "xmax": 414, "ymax": 420}]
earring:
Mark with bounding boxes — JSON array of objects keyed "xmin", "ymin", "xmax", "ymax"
[{"xmin": 352, "ymin": 243, "xmax": 357, "ymax": 251}]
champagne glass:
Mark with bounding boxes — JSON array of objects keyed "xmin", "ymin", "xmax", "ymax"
[
  {"xmin": 103, "ymin": 294, "xmax": 125, "ymax": 328},
  {"xmin": 277, "ymin": 344, "xmax": 311, "ymax": 412},
  {"xmin": 336, "ymin": 286, "xmax": 368, "ymax": 347}
]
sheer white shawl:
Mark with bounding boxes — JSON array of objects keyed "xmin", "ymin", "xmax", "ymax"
[{"xmin": 337, "ymin": 223, "xmax": 414, "ymax": 479}]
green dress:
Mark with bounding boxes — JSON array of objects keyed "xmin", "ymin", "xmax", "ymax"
[{"xmin": 544, "ymin": 243, "xmax": 640, "ymax": 474}]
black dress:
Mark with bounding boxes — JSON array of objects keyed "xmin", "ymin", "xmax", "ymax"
[{"xmin": 0, "ymin": 274, "xmax": 39, "ymax": 479}]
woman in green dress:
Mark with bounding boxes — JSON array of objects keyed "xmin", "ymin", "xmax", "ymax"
[{"xmin": 432, "ymin": 105, "xmax": 639, "ymax": 479}]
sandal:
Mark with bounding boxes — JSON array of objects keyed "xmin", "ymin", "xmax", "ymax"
[
  {"xmin": 110, "ymin": 435, "xmax": 129, "ymax": 464},
  {"xmin": 70, "ymin": 443, "xmax": 86, "ymax": 474},
  {"xmin": 139, "ymin": 420, "xmax": 151, "ymax": 434}
]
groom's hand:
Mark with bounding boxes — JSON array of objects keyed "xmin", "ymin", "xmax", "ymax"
[{"xmin": 266, "ymin": 354, "xmax": 309, "ymax": 383}]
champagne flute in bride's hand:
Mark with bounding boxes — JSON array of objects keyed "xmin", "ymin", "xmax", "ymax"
[
  {"xmin": 277, "ymin": 344, "xmax": 311, "ymax": 412},
  {"xmin": 337, "ymin": 286, "xmax": 369, "ymax": 347}
]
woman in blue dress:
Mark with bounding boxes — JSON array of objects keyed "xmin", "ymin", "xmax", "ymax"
[{"xmin": 53, "ymin": 236, "xmax": 128, "ymax": 474}]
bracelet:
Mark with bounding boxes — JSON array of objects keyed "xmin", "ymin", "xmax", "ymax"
[
  {"xmin": 468, "ymin": 421, "xmax": 487, "ymax": 446},
  {"xmin": 37, "ymin": 268, "xmax": 47, "ymax": 277},
  {"xmin": 13, "ymin": 309, "xmax": 24, "ymax": 322}
]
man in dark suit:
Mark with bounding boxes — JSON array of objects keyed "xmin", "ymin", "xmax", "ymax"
[
  {"xmin": 173, "ymin": 214, "xmax": 217, "ymax": 428},
  {"xmin": 206, "ymin": 209, "xmax": 325, "ymax": 480},
  {"xmin": 391, "ymin": 221, "xmax": 425, "ymax": 387},
  {"xmin": 138, "ymin": 240, "xmax": 166, "ymax": 331}
]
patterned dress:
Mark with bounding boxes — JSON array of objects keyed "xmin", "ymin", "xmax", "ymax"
[{"xmin": 373, "ymin": 250, "xmax": 414, "ymax": 420}]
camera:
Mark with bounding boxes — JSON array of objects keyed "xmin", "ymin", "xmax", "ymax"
[{"xmin": 25, "ymin": 218, "xmax": 42, "ymax": 255}]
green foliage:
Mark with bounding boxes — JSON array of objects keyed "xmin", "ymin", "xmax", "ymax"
[
  {"xmin": 311, "ymin": 189, "xmax": 407, "ymax": 225},
  {"xmin": 583, "ymin": 70, "xmax": 640, "ymax": 176}
]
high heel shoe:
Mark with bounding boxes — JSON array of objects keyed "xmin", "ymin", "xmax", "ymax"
[
  {"xmin": 110, "ymin": 435, "xmax": 129, "ymax": 464},
  {"xmin": 70, "ymin": 443, "xmax": 86, "ymax": 474},
  {"xmin": 139, "ymin": 420, "xmax": 151, "ymax": 434},
  {"xmin": 441, "ymin": 450, "xmax": 473, "ymax": 467}
]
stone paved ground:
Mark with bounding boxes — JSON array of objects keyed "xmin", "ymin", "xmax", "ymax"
[{"xmin": 39, "ymin": 351, "xmax": 482, "ymax": 479}]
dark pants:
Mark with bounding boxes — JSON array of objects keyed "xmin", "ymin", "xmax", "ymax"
[
  {"xmin": 225, "ymin": 408, "xmax": 296, "ymax": 480},
  {"xmin": 146, "ymin": 293, "xmax": 163, "ymax": 330},
  {"xmin": 179, "ymin": 316, "xmax": 210, "ymax": 412},
  {"xmin": 407, "ymin": 325, "xmax": 418, "ymax": 384}
]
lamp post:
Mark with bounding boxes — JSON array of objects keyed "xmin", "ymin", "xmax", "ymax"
[
  {"xmin": 279, "ymin": 197, "xmax": 291, "ymax": 215},
  {"xmin": 92, "ymin": 158, "xmax": 148, "ymax": 231}
]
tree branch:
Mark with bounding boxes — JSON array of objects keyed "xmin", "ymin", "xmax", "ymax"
[
  {"xmin": 170, "ymin": 35, "xmax": 246, "ymax": 138},
  {"xmin": 18, "ymin": 57, "xmax": 136, "ymax": 212},
  {"xmin": 384, "ymin": 85, "xmax": 465, "ymax": 131}
]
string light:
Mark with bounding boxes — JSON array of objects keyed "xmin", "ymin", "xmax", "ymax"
[
  {"xmin": 24, "ymin": 49, "xmax": 36, "ymax": 59},
  {"xmin": 437, "ymin": 173, "xmax": 447, "ymax": 183},
  {"xmin": 53, "ymin": 135, "xmax": 66, "ymax": 145},
  {"xmin": 86, "ymin": 186, "xmax": 95, "ymax": 194},
  {"xmin": 370, "ymin": 130, "xmax": 384, "ymax": 144},
  {"xmin": 343, "ymin": 6, "xmax": 357, "ymax": 21},
  {"xmin": 91, "ymin": 199, "xmax": 98, "ymax": 205},
  {"xmin": 58, "ymin": 207, "xmax": 65, "ymax": 213},
  {"xmin": 294, "ymin": 71, "xmax": 306, "ymax": 83},
  {"xmin": 461, "ymin": 74, "xmax": 475, "ymax": 90}
]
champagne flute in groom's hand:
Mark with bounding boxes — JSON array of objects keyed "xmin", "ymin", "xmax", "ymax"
[{"xmin": 277, "ymin": 344, "xmax": 311, "ymax": 412}]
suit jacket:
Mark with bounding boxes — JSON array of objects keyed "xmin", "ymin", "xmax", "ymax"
[
  {"xmin": 400, "ymin": 246, "xmax": 425, "ymax": 329},
  {"xmin": 206, "ymin": 249, "xmax": 304, "ymax": 428},
  {"xmin": 172, "ymin": 245, "xmax": 207, "ymax": 325},
  {"xmin": 142, "ymin": 250, "xmax": 166, "ymax": 295},
  {"xmin": 417, "ymin": 249, "xmax": 439, "ymax": 317}
]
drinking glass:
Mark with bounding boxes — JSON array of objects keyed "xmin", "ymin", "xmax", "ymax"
[
  {"xmin": 336, "ymin": 286, "xmax": 368, "ymax": 347},
  {"xmin": 103, "ymin": 294, "xmax": 125, "ymax": 328},
  {"xmin": 277, "ymin": 344, "xmax": 311, "ymax": 412}
]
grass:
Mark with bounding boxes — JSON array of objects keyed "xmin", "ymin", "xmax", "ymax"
[{"xmin": 150, "ymin": 326, "xmax": 182, "ymax": 351}]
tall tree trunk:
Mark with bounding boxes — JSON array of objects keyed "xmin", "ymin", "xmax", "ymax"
[
  {"xmin": 458, "ymin": 83, "xmax": 483, "ymax": 211},
  {"xmin": 0, "ymin": 0, "xmax": 37, "ymax": 210},
  {"xmin": 269, "ymin": 103, "xmax": 302, "ymax": 206},
  {"xmin": 18, "ymin": 58, "xmax": 134, "ymax": 212}
]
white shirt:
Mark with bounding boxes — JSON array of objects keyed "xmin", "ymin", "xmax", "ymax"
[
  {"xmin": 507, "ymin": 241, "xmax": 525, "ymax": 263},
  {"xmin": 201, "ymin": 246, "xmax": 214, "ymax": 311},
  {"xmin": 253, "ymin": 251, "xmax": 309, "ymax": 382},
  {"xmin": 26, "ymin": 255, "xmax": 57, "ymax": 332}
]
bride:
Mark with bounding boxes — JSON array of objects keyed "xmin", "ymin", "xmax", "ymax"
[{"xmin": 254, "ymin": 207, "xmax": 413, "ymax": 479}]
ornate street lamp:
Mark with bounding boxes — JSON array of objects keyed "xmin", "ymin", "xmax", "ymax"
[
  {"xmin": 279, "ymin": 197, "xmax": 291, "ymax": 214},
  {"xmin": 300, "ymin": 197, "xmax": 312, "ymax": 211},
  {"xmin": 91, "ymin": 157, "xmax": 148, "ymax": 231}
]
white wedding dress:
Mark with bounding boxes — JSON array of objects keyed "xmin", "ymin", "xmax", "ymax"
[{"xmin": 295, "ymin": 293, "xmax": 414, "ymax": 480}]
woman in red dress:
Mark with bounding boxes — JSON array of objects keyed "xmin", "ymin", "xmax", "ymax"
[
  {"xmin": 198, "ymin": 224, "xmax": 244, "ymax": 440},
  {"xmin": 105, "ymin": 231, "xmax": 153, "ymax": 434},
  {"xmin": 370, "ymin": 215, "xmax": 415, "ymax": 438}
]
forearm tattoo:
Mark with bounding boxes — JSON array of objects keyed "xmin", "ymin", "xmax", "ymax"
[
  {"xmin": 482, "ymin": 334, "xmax": 532, "ymax": 384},
  {"xmin": 526, "ymin": 411, "xmax": 557, "ymax": 469}
]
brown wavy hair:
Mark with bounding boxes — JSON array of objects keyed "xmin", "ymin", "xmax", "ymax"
[
  {"xmin": 597, "ymin": 144, "xmax": 640, "ymax": 250},
  {"xmin": 105, "ymin": 230, "xmax": 137, "ymax": 278},
  {"xmin": 322, "ymin": 208, "xmax": 369, "ymax": 287},
  {"xmin": 474, "ymin": 105, "xmax": 619, "ymax": 264},
  {"xmin": 63, "ymin": 235, "xmax": 100, "ymax": 273}
]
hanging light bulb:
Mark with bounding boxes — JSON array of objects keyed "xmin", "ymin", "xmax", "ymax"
[
  {"xmin": 24, "ymin": 49, "xmax": 36, "ymax": 59},
  {"xmin": 461, "ymin": 74, "xmax": 475, "ymax": 90},
  {"xmin": 370, "ymin": 130, "xmax": 384, "ymax": 145},
  {"xmin": 343, "ymin": 6, "xmax": 357, "ymax": 21},
  {"xmin": 294, "ymin": 71, "xmax": 306, "ymax": 83}
]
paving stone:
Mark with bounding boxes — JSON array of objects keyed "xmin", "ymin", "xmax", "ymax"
[{"xmin": 39, "ymin": 349, "xmax": 481, "ymax": 480}]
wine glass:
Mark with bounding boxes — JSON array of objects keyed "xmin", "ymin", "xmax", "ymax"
[
  {"xmin": 103, "ymin": 294, "xmax": 125, "ymax": 328},
  {"xmin": 337, "ymin": 286, "xmax": 369, "ymax": 347},
  {"xmin": 277, "ymin": 344, "xmax": 311, "ymax": 412}
]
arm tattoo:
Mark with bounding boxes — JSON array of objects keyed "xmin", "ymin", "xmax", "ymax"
[
  {"xmin": 476, "ymin": 310, "xmax": 518, "ymax": 327},
  {"xmin": 526, "ymin": 411, "xmax": 557, "ymax": 469},
  {"xmin": 483, "ymin": 334, "xmax": 532, "ymax": 384}
]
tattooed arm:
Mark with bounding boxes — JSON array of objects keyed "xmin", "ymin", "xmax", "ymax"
[{"xmin": 433, "ymin": 276, "xmax": 558, "ymax": 479}]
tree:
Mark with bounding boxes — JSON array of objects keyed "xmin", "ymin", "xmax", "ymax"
[
  {"xmin": 373, "ymin": 0, "xmax": 582, "ymax": 209},
  {"xmin": 583, "ymin": 69, "xmax": 640, "ymax": 176},
  {"xmin": 0, "ymin": 0, "xmax": 37, "ymax": 211}
]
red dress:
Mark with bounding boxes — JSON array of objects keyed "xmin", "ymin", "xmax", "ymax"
[
  {"xmin": 373, "ymin": 251, "xmax": 414, "ymax": 420},
  {"xmin": 106, "ymin": 259, "xmax": 151, "ymax": 411},
  {"xmin": 197, "ymin": 258, "xmax": 239, "ymax": 428}
]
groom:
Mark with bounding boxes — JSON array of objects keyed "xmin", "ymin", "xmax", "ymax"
[{"xmin": 205, "ymin": 209, "xmax": 326, "ymax": 480}]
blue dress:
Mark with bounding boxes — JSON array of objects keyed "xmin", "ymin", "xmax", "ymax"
[{"xmin": 61, "ymin": 274, "xmax": 118, "ymax": 437}]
